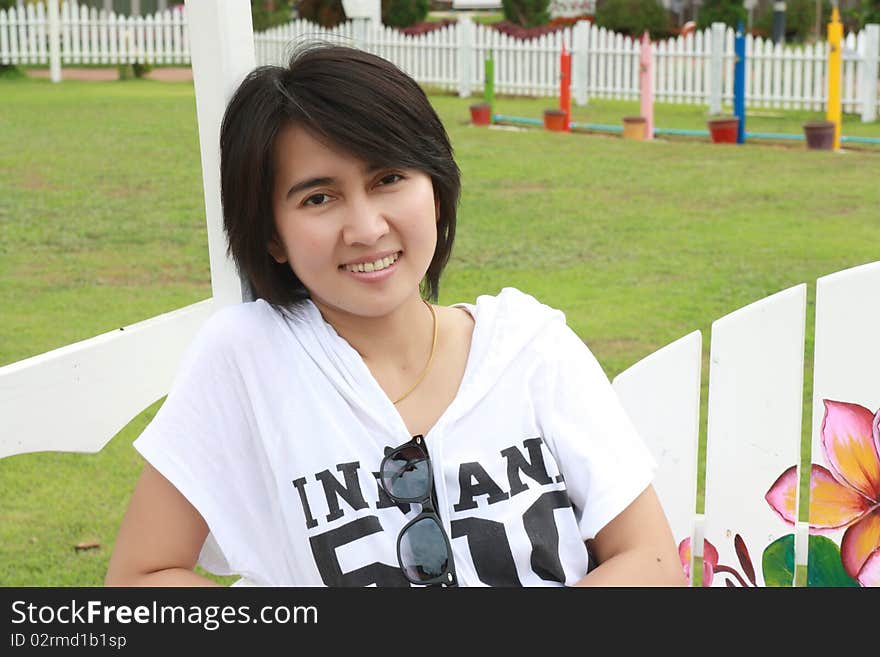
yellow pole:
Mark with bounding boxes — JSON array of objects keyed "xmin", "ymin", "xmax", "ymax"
[{"xmin": 826, "ymin": 7, "xmax": 843, "ymax": 150}]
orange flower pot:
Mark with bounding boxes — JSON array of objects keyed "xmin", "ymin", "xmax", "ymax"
[
  {"xmin": 543, "ymin": 108, "xmax": 567, "ymax": 132},
  {"xmin": 622, "ymin": 116, "xmax": 647, "ymax": 140},
  {"xmin": 469, "ymin": 102, "xmax": 491, "ymax": 126},
  {"xmin": 707, "ymin": 116, "xmax": 739, "ymax": 144}
]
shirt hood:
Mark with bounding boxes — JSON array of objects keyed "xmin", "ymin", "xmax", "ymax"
[
  {"xmin": 448, "ymin": 287, "xmax": 566, "ymax": 418},
  {"xmin": 276, "ymin": 287, "xmax": 566, "ymax": 434}
]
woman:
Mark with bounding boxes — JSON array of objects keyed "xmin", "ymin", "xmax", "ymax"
[{"xmin": 105, "ymin": 44, "xmax": 685, "ymax": 587}]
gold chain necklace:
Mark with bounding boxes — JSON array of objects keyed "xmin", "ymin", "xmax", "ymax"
[{"xmin": 392, "ymin": 299, "xmax": 438, "ymax": 405}]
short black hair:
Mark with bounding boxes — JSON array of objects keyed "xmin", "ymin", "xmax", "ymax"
[{"xmin": 219, "ymin": 44, "xmax": 461, "ymax": 305}]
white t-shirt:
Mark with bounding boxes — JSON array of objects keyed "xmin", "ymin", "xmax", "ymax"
[{"xmin": 133, "ymin": 287, "xmax": 656, "ymax": 586}]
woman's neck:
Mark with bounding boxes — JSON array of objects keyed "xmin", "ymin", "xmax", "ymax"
[{"xmin": 312, "ymin": 293, "xmax": 436, "ymax": 373}]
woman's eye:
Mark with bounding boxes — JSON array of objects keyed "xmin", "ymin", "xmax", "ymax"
[
  {"xmin": 303, "ymin": 193, "xmax": 330, "ymax": 207},
  {"xmin": 377, "ymin": 173, "xmax": 403, "ymax": 186}
]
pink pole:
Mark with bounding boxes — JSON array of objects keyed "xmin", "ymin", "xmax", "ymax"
[{"xmin": 639, "ymin": 31, "xmax": 654, "ymax": 141}]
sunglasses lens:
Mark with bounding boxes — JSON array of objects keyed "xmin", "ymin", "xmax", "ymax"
[
  {"xmin": 381, "ymin": 445, "xmax": 430, "ymax": 500},
  {"xmin": 399, "ymin": 517, "xmax": 450, "ymax": 583}
]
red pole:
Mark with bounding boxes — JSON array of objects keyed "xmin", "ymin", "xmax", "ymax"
[{"xmin": 560, "ymin": 43, "xmax": 571, "ymax": 132}]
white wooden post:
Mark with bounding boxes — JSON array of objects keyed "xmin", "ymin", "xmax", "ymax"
[
  {"xmin": 104, "ymin": 0, "xmax": 112, "ymax": 13},
  {"xmin": 342, "ymin": 0, "xmax": 380, "ymax": 26},
  {"xmin": 131, "ymin": 0, "xmax": 141, "ymax": 16},
  {"xmin": 457, "ymin": 14, "xmax": 474, "ymax": 98},
  {"xmin": 159, "ymin": 0, "xmax": 168, "ymax": 11},
  {"xmin": 351, "ymin": 17, "xmax": 367, "ymax": 51},
  {"xmin": 342, "ymin": 0, "xmax": 379, "ymax": 49},
  {"xmin": 861, "ymin": 24, "xmax": 879, "ymax": 123},
  {"xmin": 572, "ymin": 18, "xmax": 588, "ymax": 106},
  {"xmin": 0, "ymin": 0, "xmax": 257, "ymax": 461},
  {"xmin": 48, "ymin": 0, "xmax": 61, "ymax": 82},
  {"xmin": 709, "ymin": 21, "xmax": 725, "ymax": 114},
  {"xmin": 185, "ymin": 0, "xmax": 255, "ymax": 306}
]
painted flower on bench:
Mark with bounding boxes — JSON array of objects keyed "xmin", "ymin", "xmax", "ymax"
[
  {"xmin": 765, "ymin": 399, "xmax": 880, "ymax": 587},
  {"xmin": 678, "ymin": 534, "xmax": 759, "ymax": 587}
]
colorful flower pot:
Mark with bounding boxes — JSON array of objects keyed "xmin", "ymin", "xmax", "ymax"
[
  {"xmin": 469, "ymin": 102, "xmax": 491, "ymax": 127},
  {"xmin": 622, "ymin": 116, "xmax": 647, "ymax": 141},
  {"xmin": 803, "ymin": 120, "xmax": 835, "ymax": 150},
  {"xmin": 707, "ymin": 116, "xmax": 739, "ymax": 144},
  {"xmin": 543, "ymin": 108, "xmax": 567, "ymax": 132}
]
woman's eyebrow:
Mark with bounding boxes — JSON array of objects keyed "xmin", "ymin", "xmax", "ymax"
[
  {"xmin": 285, "ymin": 164, "xmax": 388, "ymax": 199},
  {"xmin": 286, "ymin": 177, "xmax": 333, "ymax": 199}
]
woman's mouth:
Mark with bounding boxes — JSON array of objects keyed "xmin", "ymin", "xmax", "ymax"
[
  {"xmin": 339, "ymin": 251, "xmax": 402, "ymax": 282},
  {"xmin": 340, "ymin": 251, "xmax": 401, "ymax": 273}
]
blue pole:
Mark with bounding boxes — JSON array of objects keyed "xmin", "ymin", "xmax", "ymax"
[{"xmin": 734, "ymin": 21, "xmax": 746, "ymax": 144}]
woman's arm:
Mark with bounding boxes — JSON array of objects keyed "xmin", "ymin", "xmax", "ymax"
[
  {"xmin": 105, "ymin": 462, "xmax": 220, "ymax": 587},
  {"xmin": 573, "ymin": 485, "xmax": 686, "ymax": 587}
]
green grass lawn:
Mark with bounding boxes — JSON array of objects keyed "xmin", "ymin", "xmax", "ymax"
[
  {"xmin": 427, "ymin": 11, "xmax": 504, "ymax": 24},
  {"xmin": 1, "ymin": 76, "xmax": 878, "ymax": 586}
]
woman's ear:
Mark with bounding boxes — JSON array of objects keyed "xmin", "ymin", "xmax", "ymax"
[{"xmin": 267, "ymin": 234, "xmax": 288, "ymax": 264}]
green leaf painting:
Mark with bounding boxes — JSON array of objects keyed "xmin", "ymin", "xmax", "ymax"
[
  {"xmin": 762, "ymin": 534, "xmax": 795, "ymax": 587},
  {"xmin": 807, "ymin": 535, "xmax": 859, "ymax": 587}
]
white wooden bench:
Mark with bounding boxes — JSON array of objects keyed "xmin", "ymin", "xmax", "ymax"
[
  {"xmin": 451, "ymin": 1, "xmax": 503, "ymax": 10},
  {"xmin": 2, "ymin": 0, "xmax": 878, "ymax": 588},
  {"xmin": 613, "ymin": 261, "xmax": 880, "ymax": 587}
]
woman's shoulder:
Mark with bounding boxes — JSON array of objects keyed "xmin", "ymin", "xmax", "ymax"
[
  {"xmin": 199, "ymin": 298, "xmax": 276, "ymax": 335},
  {"xmin": 448, "ymin": 286, "xmax": 583, "ymax": 364},
  {"xmin": 188, "ymin": 298, "xmax": 304, "ymax": 356},
  {"xmin": 451, "ymin": 286, "xmax": 564, "ymax": 319}
]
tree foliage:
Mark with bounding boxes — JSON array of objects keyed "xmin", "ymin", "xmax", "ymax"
[
  {"xmin": 594, "ymin": 0, "xmax": 670, "ymax": 38},
  {"xmin": 856, "ymin": 0, "xmax": 880, "ymax": 27},
  {"xmin": 381, "ymin": 0, "xmax": 430, "ymax": 28},
  {"xmin": 294, "ymin": 0, "xmax": 346, "ymax": 27},
  {"xmin": 753, "ymin": 0, "xmax": 829, "ymax": 40},
  {"xmin": 501, "ymin": 0, "xmax": 551, "ymax": 29},
  {"xmin": 696, "ymin": 0, "xmax": 747, "ymax": 30},
  {"xmin": 252, "ymin": 0, "xmax": 294, "ymax": 31}
]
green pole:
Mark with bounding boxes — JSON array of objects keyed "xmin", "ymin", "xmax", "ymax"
[{"xmin": 484, "ymin": 50, "xmax": 494, "ymax": 120}]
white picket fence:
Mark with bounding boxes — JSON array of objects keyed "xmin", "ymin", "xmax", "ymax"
[
  {"xmin": 256, "ymin": 17, "xmax": 880, "ymax": 119},
  {"xmin": 3, "ymin": 1, "xmax": 879, "ymax": 119},
  {"xmin": 0, "ymin": 0, "xmax": 190, "ymax": 65}
]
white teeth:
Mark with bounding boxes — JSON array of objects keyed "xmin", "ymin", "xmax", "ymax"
[{"xmin": 343, "ymin": 252, "xmax": 399, "ymax": 273}]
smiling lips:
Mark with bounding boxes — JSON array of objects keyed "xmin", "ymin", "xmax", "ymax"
[{"xmin": 340, "ymin": 251, "xmax": 401, "ymax": 273}]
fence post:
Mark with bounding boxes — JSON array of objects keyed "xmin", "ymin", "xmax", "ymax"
[
  {"xmin": 351, "ymin": 17, "xmax": 367, "ymax": 51},
  {"xmin": 861, "ymin": 24, "xmax": 879, "ymax": 123},
  {"xmin": 48, "ymin": 0, "xmax": 61, "ymax": 82},
  {"xmin": 185, "ymin": 0, "xmax": 256, "ymax": 307},
  {"xmin": 457, "ymin": 14, "xmax": 474, "ymax": 98},
  {"xmin": 572, "ymin": 19, "xmax": 589, "ymax": 106},
  {"xmin": 709, "ymin": 22, "xmax": 725, "ymax": 114},
  {"xmin": 640, "ymin": 31, "xmax": 654, "ymax": 139}
]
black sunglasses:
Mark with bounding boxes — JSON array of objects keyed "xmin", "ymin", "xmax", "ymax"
[{"xmin": 379, "ymin": 435, "xmax": 457, "ymax": 587}]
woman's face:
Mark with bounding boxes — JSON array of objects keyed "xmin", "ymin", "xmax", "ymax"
[{"xmin": 269, "ymin": 123, "xmax": 439, "ymax": 320}]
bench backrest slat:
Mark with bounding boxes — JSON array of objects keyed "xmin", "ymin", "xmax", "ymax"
[
  {"xmin": 612, "ymin": 330, "xmax": 702, "ymax": 577},
  {"xmin": 703, "ymin": 283, "xmax": 807, "ymax": 587}
]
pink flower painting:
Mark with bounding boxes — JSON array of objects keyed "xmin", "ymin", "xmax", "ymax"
[{"xmin": 766, "ymin": 400, "xmax": 880, "ymax": 586}]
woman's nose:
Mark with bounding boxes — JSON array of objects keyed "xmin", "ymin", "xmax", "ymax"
[{"xmin": 342, "ymin": 196, "xmax": 390, "ymax": 246}]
